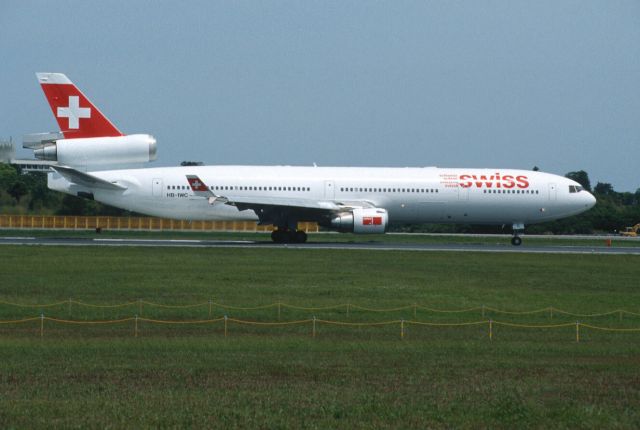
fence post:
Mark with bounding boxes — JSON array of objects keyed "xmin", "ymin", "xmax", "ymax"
[
  {"xmin": 489, "ymin": 319, "xmax": 493, "ymax": 341},
  {"xmin": 40, "ymin": 313, "xmax": 44, "ymax": 338},
  {"xmin": 401, "ymin": 319, "xmax": 405, "ymax": 339},
  {"xmin": 576, "ymin": 321, "xmax": 579, "ymax": 343},
  {"xmin": 135, "ymin": 315, "xmax": 138, "ymax": 337},
  {"xmin": 224, "ymin": 315, "xmax": 228, "ymax": 338},
  {"xmin": 312, "ymin": 316, "xmax": 316, "ymax": 338}
]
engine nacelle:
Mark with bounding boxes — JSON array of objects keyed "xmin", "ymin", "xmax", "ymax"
[
  {"xmin": 330, "ymin": 208, "xmax": 388, "ymax": 234},
  {"xmin": 34, "ymin": 134, "xmax": 157, "ymax": 167}
]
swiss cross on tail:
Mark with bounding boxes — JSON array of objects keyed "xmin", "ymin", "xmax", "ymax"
[{"xmin": 36, "ymin": 73, "xmax": 123, "ymax": 139}]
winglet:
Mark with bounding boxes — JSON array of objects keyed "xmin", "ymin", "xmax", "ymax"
[
  {"xmin": 36, "ymin": 73, "xmax": 124, "ymax": 139},
  {"xmin": 186, "ymin": 175, "xmax": 228, "ymax": 205}
]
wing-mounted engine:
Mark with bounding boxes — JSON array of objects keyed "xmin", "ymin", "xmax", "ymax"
[
  {"xmin": 328, "ymin": 207, "xmax": 389, "ymax": 234},
  {"xmin": 25, "ymin": 134, "xmax": 157, "ymax": 167}
]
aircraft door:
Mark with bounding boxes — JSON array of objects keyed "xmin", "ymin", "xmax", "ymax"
[
  {"xmin": 548, "ymin": 183, "xmax": 557, "ymax": 201},
  {"xmin": 324, "ymin": 180, "xmax": 335, "ymax": 200},
  {"xmin": 152, "ymin": 178, "xmax": 163, "ymax": 197}
]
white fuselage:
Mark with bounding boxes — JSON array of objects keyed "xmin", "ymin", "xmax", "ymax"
[{"xmin": 49, "ymin": 165, "xmax": 596, "ymax": 226}]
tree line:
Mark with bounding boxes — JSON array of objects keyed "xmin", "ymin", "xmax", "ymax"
[{"xmin": 1, "ymin": 164, "xmax": 638, "ymax": 234}]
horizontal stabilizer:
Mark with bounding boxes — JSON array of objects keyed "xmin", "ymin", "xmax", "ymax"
[{"xmin": 51, "ymin": 165, "xmax": 127, "ymax": 191}]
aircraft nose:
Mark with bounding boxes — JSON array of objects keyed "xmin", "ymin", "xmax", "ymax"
[{"xmin": 585, "ymin": 191, "xmax": 596, "ymax": 209}]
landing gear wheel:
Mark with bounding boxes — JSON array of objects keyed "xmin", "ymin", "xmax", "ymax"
[
  {"xmin": 294, "ymin": 230, "xmax": 308, "ymax": 243},
  {"xmin": 271, "ymin": 227, "xmax": 307, "ymax": 244},
  {"xmin": 271, "ymin": 230, "xmax": 290, "ymax": 243},
  {"xmin": 511, "ymin": 236, "xmax": 522, "ymax": 246}
]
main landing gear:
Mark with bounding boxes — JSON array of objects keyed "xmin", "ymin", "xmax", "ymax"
[
  {"xmin": 511, "ymin": 222, "xmax": 524, "ymax": 246},
  {"xmin": 271, "ymin": 229, "xmax": 308, "ymax": 244}
]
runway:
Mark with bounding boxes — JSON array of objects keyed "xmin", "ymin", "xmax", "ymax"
[{"xmin": 1, "ymin": 236, "xmax": 639, "ymax": 255}]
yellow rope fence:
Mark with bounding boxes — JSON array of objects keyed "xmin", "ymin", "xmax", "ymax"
[
  {"xmin": 1, "ymin": 299, "xmax": 639, "ymax": 318},
  {"xmin": 3, "ymin": 315, "xmax": 640, "ymax": 341}
]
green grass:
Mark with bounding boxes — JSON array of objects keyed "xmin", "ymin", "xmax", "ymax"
[{"xmin": 0, "ymin": 246, "xmax": 639, "ymax": 428}]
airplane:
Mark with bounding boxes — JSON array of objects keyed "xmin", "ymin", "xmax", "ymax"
[{"xmin": 25, "ymin": 73, "xmax": 596, "ymax": 245}]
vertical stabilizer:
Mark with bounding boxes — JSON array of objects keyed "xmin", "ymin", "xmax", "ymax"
[{"xmin": 36, "ymin": 73, "xmax": 123, "ymax": 139}]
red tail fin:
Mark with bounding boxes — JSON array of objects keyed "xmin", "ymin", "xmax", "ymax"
[{"xmin": 36, "ymin": 73, "xmax": 123, "ymax": 139}]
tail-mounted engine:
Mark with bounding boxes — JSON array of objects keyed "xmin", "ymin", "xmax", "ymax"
[
  {"xmin": 25, "ymin": 134, "xmax": 157, "ymax": 167},
  {"xmin": 329, "ymin": 208, "xmax": 388, "ymax": 234}
]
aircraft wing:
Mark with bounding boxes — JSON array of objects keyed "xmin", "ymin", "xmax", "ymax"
[
  {"xmin": 185, "ymin": 174, "xmax": 373, "ymax": 225},
  {"xmin": 225, "ymin": 195, "xmax": 373, "ymax": 226},
  {"xmin": 52, "ymin": 165, "xmax": 127, "ymax": 191},
  {"xmin": 226, "ymin": 195, "xmax": 357, "ymax": 211}
]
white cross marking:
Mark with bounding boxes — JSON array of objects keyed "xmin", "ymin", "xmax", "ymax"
[
  {"xmin": 57, "ymin": 96, "xmax": 91, "ymax": 129},
  {"xmin": 191, "ymin": 180, "xmax": 202, "ymax": 189}
]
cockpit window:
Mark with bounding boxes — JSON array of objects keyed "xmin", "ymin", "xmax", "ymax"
[{"xmin": 569, "ymin": 185, "xmax": 584, "ymax": 193}]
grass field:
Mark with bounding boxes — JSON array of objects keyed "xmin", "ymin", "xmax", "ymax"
[{"xmin": 0, "ymin": 245, "xmax": 639, "ymax": 428}]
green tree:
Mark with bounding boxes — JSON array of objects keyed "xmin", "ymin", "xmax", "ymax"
[
  {"xmin": 56, "ymin": 195, "xmax": 97, "ymax": 215},
  {"xmin": 8, "ymin": 179, "xmax": 28, "ymax": 202},
  {"xmin": 0, "ymin": 163, "xmax": 29, "ymax": 204},
  {"xmin": 0, "ymin": 163, "xmax": 19, "ymax": 191},
  {"xmin": 26, "ymin": 173, "xmax": 61, "ymax": 212},
  {"xmin": 594, "ymin": 182, "xmax": 615, "ymax": 196}
]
